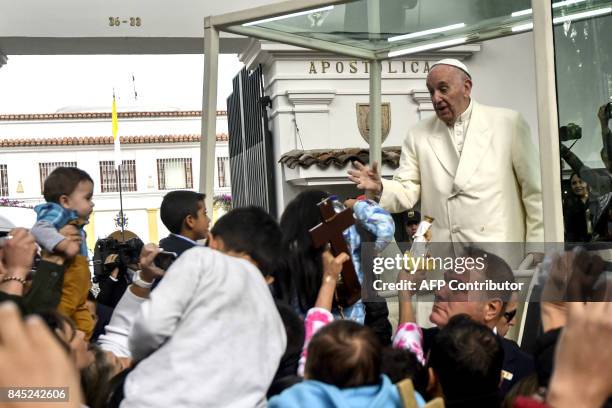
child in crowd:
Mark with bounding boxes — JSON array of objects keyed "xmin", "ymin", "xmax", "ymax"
[
  {"xmin": 31, "ymin": 167, "xmax": 95, "ymax": 340},
  {"xmin": 158, "ymin": 190, "xmax": 210, "ymax": 256},
  {"xmin": 270, "ymin": 319, "xmax": 426, "ymax": 407}
]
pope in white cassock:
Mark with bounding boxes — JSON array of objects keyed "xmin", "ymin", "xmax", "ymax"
[{"xmin": 349, "ymin": 59, "xmax": 544, "ymax": 267}]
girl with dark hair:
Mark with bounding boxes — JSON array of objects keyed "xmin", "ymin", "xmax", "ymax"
[
  {"xmin": 278, "ymin": 190, "xmax": 329, "ymax": 312},
  {"xmin": 278, "ymin": 190, "xmax": 395, "ymax": 325}
]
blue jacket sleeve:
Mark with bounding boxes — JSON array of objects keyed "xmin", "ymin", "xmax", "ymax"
[
  {"xmin": 352, "ymin": 200, "xmax": 395, "ymax": 253},
  {"xmin": 30, "ymin": 220, "xmax": 65, "ymax": 252}
]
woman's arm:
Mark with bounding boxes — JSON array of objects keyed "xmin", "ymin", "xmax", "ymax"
[
  {"xmin": 297, "ymin": 250, "xmax": 348, "ymax": 376},
  {"xmin": 393, "ymin": 269, "xmax": 425, "ymax": 364},
  {"xmin": 313, "ymin": 251, "xmax": 348, "ymax": 310}
]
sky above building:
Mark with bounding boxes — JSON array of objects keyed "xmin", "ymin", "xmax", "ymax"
[{"xmin": 0, "ymin": 54, "xmax": 243, "ymax": 113}]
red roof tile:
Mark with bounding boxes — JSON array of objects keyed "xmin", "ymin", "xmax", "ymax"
[
  {"xmin": 0, "ymin": 110, "xmax": 227, "ymax": 121},
  {"xmin": 0, "ymin": 134, "xmax": 229, "ymax": 147},
  {"xmin": 279, "ymin": 147, "xmax": 402, "ymax": 169}
]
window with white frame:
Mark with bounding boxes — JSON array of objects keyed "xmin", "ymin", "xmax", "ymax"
[
  {"xmin": 157, "ymin": 158, "xmax": 193, "ymax": 190},
  {"xmin": 39, "ymin": 161, "xmax": 77, "ymax": 194},
  {"xmin": 99, "ymin": 160, "xmax": 137, "ymax": 193},
  {"xmin": 0, "ymin": 165, "xmax": 8, "ymax": 197},
  {"xmin": 217, "ymin": 157, "xmax": 231, "ymax": 188}
]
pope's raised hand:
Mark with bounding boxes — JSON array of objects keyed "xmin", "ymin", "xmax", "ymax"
[{"xmin": 347, "ymin": 161, "xmax": 383, "ymax": 194}]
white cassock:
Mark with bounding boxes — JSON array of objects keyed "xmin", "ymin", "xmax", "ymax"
[{"xmin": 380, "ymin": 101, "xmax": 544, "ymax": 267}]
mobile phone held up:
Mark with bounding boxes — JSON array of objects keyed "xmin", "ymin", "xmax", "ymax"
[{"xmin": 154, "ymin": 250, "xmax": 178, "ymax": 270}]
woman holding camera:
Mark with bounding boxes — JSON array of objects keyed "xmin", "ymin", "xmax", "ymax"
[{"xmin": 563, "ymin": 173, "xmax": 598, "ymax": 242}]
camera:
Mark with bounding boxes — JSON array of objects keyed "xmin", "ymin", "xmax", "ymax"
[
  {"xmin": 606, "ymin": 102, "xmax": 612, "ymax": 120},
  {"xmin": 559, "ymin": 123, "xmax": 582, "ymax": 142},
  {"xmin": 0, "ymin": 232, "xmax": 40, "ymax": 276},
  {"xmin": 93, "ymin": 237, "xmax": 144, "ymax": 282}
]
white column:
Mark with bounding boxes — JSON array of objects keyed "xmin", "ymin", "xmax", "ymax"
[
  {"xmin": 369, "ymin": 60, "xmax": 382, "ymax": 166},
  {"xmin": 367, "ymin": 0, "xmax": 382, "ymax": 167},
  {"xmin": 200, "ymin": 17, "xmax": 219, "ymax": 213},
  {"xmin": 532, "ymin": 0, "xmax": 563, "ymax": 243}
]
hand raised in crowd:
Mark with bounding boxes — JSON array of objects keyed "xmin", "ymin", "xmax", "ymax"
[
  {"xmin": 0, "ymin": 302, "xmax": 82, "ymax": 408},
  {"xmin": 559, "ymin": 247, "xmax": 604, "ymax": 301},
  {"xmin": 396, "ymin": 268, "xmax": 427, "ymax": 298},
  {"xmin": 127, "ymin": 244, "xmax": 165, "ymax": 298},
  {"xmin": 315, "ymin": 250, "xmax": 350, "ymax": 311},
  {"xmin": 322, "ymin": 249, "xmax": 349, "ymax": 282},
  {"xmin": 539, "ymin": 247, "xmax": 608, "ymax": 332},
  {"xmin": 348, "ymin": 161, "xmax": 383, "ymax": 195},
  {"xmin": 396, "ymin": 268, "xmax": 427, "ymax": 325},
  {"xmin": 54, "ymin": 224, "xmax": 82, "ymax": 259},
  {"xmin": 0, "ymin": 228, "xmax": 37, "ymax": 279},
  {"xmin": 546, "ymin": 302, "xmax": 612, "ymax": 408},
  {"xmin": 138, "ymin": 243, "xmax": 166, "ymax": 282}
]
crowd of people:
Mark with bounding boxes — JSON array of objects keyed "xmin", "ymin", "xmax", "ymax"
[
  {"xmin": 562, "ymin": 103, "xmax": 612, "ymax": 243},
  {"xmin": 1, "ymin": 59, "xmax": 611, "ymax": 407},
  {"xmin": 0, "ymin": 164, "xmax": 611, "ymax": 408}
]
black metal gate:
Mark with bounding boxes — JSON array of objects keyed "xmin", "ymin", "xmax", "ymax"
[{"xmin": 227, "ymin": 65, "xmax": 277, "ymax": 217}]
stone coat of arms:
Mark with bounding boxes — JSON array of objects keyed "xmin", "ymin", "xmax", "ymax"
[{"xmin": 356, "ymin": 102, "xmax": 391, "ymax": 143}]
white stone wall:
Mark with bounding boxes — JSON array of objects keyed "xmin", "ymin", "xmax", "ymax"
[
  {"xmin": 1, "ymin": 143, "xmax": 229, "ymax": 195},
  {"xmin": 0, "ymin": 140, "xmax": 229, "ymax": 243},
  {"xmin": 468, "ymin": 33, "xmax": 539, "ymax": 144}
]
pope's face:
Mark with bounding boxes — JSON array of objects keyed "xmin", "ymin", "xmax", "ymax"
[{"xmin": 426, "ymin": 65, "xmax": 472, "ymax": 126}]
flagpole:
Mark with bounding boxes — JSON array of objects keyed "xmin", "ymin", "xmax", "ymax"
[
  {"xmin": 112, "ymin": 90, "xmax": 125, "ymax": 241},
  {"xmin": 117, "ymin": 164, "xmax": 125, "ymax": 242}
]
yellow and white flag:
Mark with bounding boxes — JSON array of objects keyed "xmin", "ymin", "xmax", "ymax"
[{"xmin": 112, "ymin": 94, "xmax": 122, "ymax": 169}]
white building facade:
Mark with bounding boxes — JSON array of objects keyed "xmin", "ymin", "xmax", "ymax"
[{"xmin": 0, "ymin": 109, "xmax": 230, "ymax": 249}]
